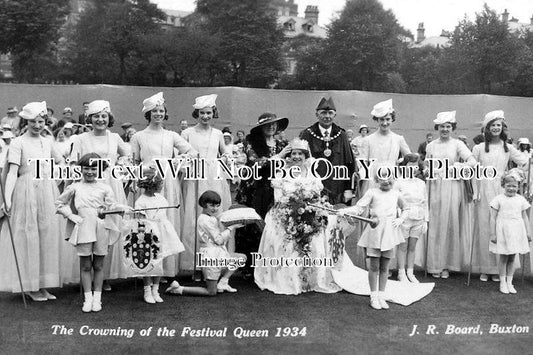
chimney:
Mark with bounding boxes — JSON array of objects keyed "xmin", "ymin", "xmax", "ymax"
[
  {"xmin": 304, "ymin": 5, "xmax": 319, "ymax": 24},
  {"xmin": 416, "ymin": 23, "xmax": 425, "ymax": 43},
  {"xmin": 502, "ymin": 9, "xmax": 509, "ymax": 22}
]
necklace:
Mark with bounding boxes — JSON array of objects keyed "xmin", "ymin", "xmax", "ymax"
[{"xmin": 306, "ymin": 128, "xmax": 341, "ymax": 157}]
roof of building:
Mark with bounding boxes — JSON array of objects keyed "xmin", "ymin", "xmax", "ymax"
[
  {"xmin": 410, "ymin": 36, "xmax": 450, "ymax": 49},
  {"xmin": 160, "ymin": 9, "xmax": 193, "ymax": 27},
  {"xmin": 277, "ymin": 16, "xmax": 327, "ymax": 39},
  {"xmin": 507, "ymin": 20, "xmax": 533, "ymax": 33}
]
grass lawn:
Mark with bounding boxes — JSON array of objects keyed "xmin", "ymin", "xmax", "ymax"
[{"xmin": 1, "ymin": 231, "xmax": 532, "ymax": 354}]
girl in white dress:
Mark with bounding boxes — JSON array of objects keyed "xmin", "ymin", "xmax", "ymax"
[
  {"xmin": 135, "ymin": 172, "xmax": 185, "ymax": 304},
  {"xmin": 471, "ymin": 111, "xmax": 527, "ymax": 282},
  {"xmin": 166, "ymin": 190, "xmax": 245, "ymax": 296},
  {"xmin": 69, "ymin": 100, "xmax": 132, "ymax": 285},
  {"xmin": 425, "ymin": 111, "xmax": 476, "ymax": 278},
  {"xmin": 341, "ymin": 165, "xmax": 407, "ymax": 310},
  {"xmin": 254, "ymin": 138, "xmax": 341, "ymax": 295},
  {"xmin": 489, "ymin": 171, "xmax": 531, "ymax": 294},
  {"xmin": 180, "ymin": 94, "xmax": 232, "ymax": 272},
  {"xmin": 0, "ymin": 102, "xmax": 64, "ymax": 301},
  {"xmin": 130, "ymin": 92, "xmax": 196, "ymax": 277},
  {"xmin": 56, "ymin": 153, "xmax": 130, "ymax": 312}
]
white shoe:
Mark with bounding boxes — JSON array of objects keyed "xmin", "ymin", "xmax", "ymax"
[
  {"xmin": 144, "ymin": 286, "xmax": 156, "ymax": 304},
  {"xmin": 379, "ymin": 296, "xmax": 389, "ymax": 309},
  {"xmin": 480, "ymin": 274, "xmax": 488, "ymax": 282},
  {"xmin": 397, "ymin": 271, "xmax": 408, "ymax": 282},
  {"xmin": 499, "ymin": 282, "xmax": 509, "ymax": 294},
  {"xmin": 82, "ymin": 296, "xmax": 93, "ymax": 313},
  {"xmin": 152, "ymin": 285, "xmax": 163, "ymax": 303},
  {"xmin": 370, "ymin": 296, "xmax": 381, "ymax": 310},
  {"xmin": 217, "ymin": 281, "xmax": 237, "ymax": 293},
  {"xmin": 40, "ymin": 289, "xmax": 56, "ymax": 300},
  {"xmin": 165, "ymin": 281, "xmax": 180, "ymax": 293},
  {"xmin": 91, "ymin": 300, "xmax": 102, "ymax": 312},
  {"xmin": 441, "ymin": 270, "xmax": 449, "ymax": 279},
  {"xmin": 491, "ymin": 275, "xmax": 500, "ymax": 282},
  {"xmin": 432, "ymin": 273, "xmax": 441, "ymax": 279},
  {"xmin": 507, "ymin": 284, "xmax": 517, "ymax": 294},
  {"xmin": 407, "ymin": 272, "xmax": 419, "ymax": 283}
]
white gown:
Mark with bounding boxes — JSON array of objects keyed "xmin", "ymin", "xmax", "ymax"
[{"xmin": 254, "ymin": 170, "xmax": 435, "ymax": 305}]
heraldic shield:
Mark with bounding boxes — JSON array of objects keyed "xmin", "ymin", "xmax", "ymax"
[{"xmin": 123, "ymin": 219, "xmax": 163, "ymax": 275}]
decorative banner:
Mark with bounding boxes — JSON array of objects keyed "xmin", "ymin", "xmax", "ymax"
[{"xmin": 122, "ymin": 219, "xmax": 162, "ymax": 275}]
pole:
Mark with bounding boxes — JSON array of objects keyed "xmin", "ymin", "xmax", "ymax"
[
  {"xmin": 424, "ymin": 178, "xmax": 431, "ymax": 279},
  {"xmin": 0, "ymin": 171, "xmax": 27, "ymax": 308},
  {"xmin": 192, "ymin": 154, "xmax": 201, "ymax": 282}
]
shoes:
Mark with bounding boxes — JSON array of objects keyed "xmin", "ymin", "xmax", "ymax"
[
  {"xmin": 491, "ymin": 275, "xmax": 500, "ymax": 282},
  {"xmin": 432, "ymin": 273, "xmax": 441, "ymax": 279},
  {"xmin": 152, "ymin": 285, "xmax": 163, "ymax": 303},
  {"xmin": 165, "ymin": 281, "xmax": 180, "ymax": 294},
  {"xmin": 217, "ymin": 281, "xmax": 237, "ymax": 293},
  {"xmin": 27, "ymin": 291, "xmax": 47, "ymax": 302},
  {"xmin": 499, "ymin": 281, "xmax": 509, "ymax": 294},
  {"xmin": 379, "ymin": 296, "xmax": 389, "ymax": 310},
  {"xmin": 397, "ymin": 271, "xmax": 408, "ymax": 282},
  {"xmin": 82, "ymin": 300, "xmax": 92, "ymax": 313},
  {"xmin": 441, "ymin": 270, "xmax": 449, "ymax": 279},
  {"xmin": 507, "ymin": 283, "xmax": 517, "ymax": 294},
  {"xmin": 480, "ymin": 274, "xmax": 488, "ymax": 282},
  {"xmin": 102, "ymin": 282, "xmax": 112, "ymax": 292},
  {"xmin": 144, "ymin": 286, "xmax": 155, "ymax": 304},
  {"xmin": 406, "ymin": 272, "xmax": 419, "ymax": 283},
  {"xmin": 160, "ymin": 278, "xmax": 168, "ymax": 284},
  {"xmin": 40, "ymin": 289, "xmax": 56, "ymax": 300},
  {"xmin": 370, "ymin": 296, "xmax": 381, "ymax": 310},
  {"xmin": 92, "ymin": 300, "xmax": 102, "ymax": 312}
]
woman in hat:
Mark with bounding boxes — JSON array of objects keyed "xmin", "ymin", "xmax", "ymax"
[
  {"xmin": 130, "ymin": 92, "xmax": 196, "ymax": 276},
  {"xmin": 471, "ymin": 111, "xmax": 527, "ymax": 282},
  {"xmin": 69, "ymin": 100, "xmax": 132, "ymax": 284},
  {"xmin": 254, "ymin": 138, "xmax": 341, "ymax": 295},
  {"xmin": 0, "ymin": 101, "xmax": 64, "ymax": 301},
  {"xmin": 359, "ymin": 99, "xmax": 410, "ymax": 194},
  {"xmin": 351, "ymin": 124, "xmax": 369, "ymax": 159},
  {"xmin": 180, "ymin": 94, "xmax": 232, "ymax": 272},
  {"xmin": 235, "ymin": 112, "xmax": 288, "ymax": 278},
  {"xmin": 425, "ymin": 111, "xmax": 476, "ymax": 279}
]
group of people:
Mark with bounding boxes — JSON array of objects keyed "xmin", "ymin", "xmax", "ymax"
[{"xmin": 0, "ymin": 92, "xmax": 531, "ymax": 313}]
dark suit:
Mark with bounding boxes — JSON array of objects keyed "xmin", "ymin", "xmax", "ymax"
[{"xmin": 300, "ymin": 122, "xmax": 355, "ymax": 204}]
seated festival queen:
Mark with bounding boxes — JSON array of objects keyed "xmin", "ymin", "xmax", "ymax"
[{"xmin": 254, "ymin": 138, "xmax": 341, "ymax": 295}]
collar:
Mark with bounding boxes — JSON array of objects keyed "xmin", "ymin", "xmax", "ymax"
[{"xmin": 318, "ymin": 125, "xmax": 331, "ymax": 136}]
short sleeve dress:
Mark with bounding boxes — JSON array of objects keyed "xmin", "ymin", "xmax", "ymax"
[{"xmin": 489, "ymin": 194, "xmax": 530, "ymax": 255}]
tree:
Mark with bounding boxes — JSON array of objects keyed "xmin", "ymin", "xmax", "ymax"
[
  {"xmin": 445, "ymin": 5, "xmax": 524, "ymax": 94},
  {"xmin": 324, "ymin": 0, "xmax": 411, "ymax": 91},
  {"xmin": 0, "ymin": 0, "xmax": 69, "ymax": 82},
  {"xmin": 196, "ymin": 0, "xmax": 285, "ymax": 87},
  {"xmin": 64, "ymin": 0, "xmax": 165, "ymax": 85}
]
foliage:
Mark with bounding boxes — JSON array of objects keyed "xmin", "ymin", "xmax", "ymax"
[
  {"xmin": 0, "ymin": 0, "xmax": 69, "ymax": 82},
  {"xmin": 197, "ymin": 0, "xmax": 285, "ymax": 87},
  {"xmin": 323, "ymin": 0, "xmax": 411, "ymax": 91},
  {"xmin": 63, "ymin": 0, "xmax": 165, "ymax": 85}
]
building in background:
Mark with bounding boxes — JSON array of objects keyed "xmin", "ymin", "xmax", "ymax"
[{"xmin": 274, "ymin": 3, "xmax": 327, "ymax": 75}]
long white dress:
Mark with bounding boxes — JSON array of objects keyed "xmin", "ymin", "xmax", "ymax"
[
  {"xmin": 130, "ymin": 128, "xmax": 194, "ymax": 276},
  {"xmin": 0, "ymin": 134, "xmax": 64, "ymax": 292},
  {"xmin": 66, "ymin": 130, "xmax": 132, "ymax": 280},
  {"xmin": 253, "ymin": 169, "xmax": 435, "ymax": 304},
  {"xmin": 471, "ymin": 142, "xmax": 527, "ymax": 274},
  {"xmin": 254, "ymin": 176, "xmax": 341, "ymax": 295},
  {"xmin": 180, "ymin": 126, "xmax": 231, "ymax": 272},
  {"xmin": 424, "ymin": 138, "xmax": 473, "ymax": 274}
]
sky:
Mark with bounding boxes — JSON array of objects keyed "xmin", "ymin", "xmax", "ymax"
[{"xmin": 153, "ymin": 0, "xmax": 533, "ymax": 37}]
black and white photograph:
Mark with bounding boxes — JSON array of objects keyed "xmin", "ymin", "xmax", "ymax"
[{"xmin": 0, "ymin": 0, "xmax": 532, "ymax": 354}]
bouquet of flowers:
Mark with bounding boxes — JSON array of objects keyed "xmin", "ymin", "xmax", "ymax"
[{"xmin": 275, "ymin": 179, "xmax": 331, "ymax": 257}]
